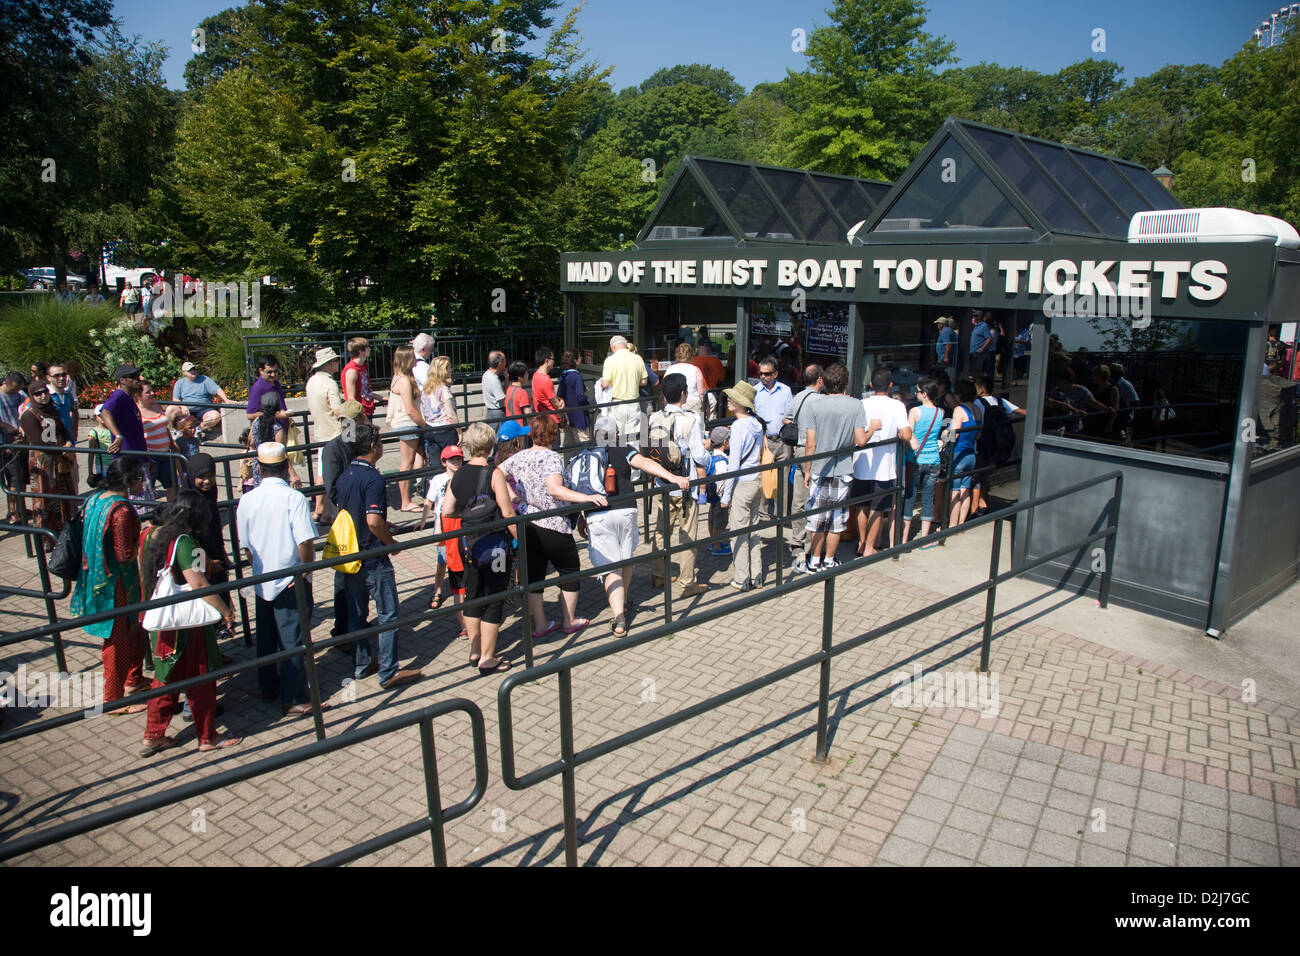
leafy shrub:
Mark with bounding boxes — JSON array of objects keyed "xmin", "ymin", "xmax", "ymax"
[
  {"xmin": 0, "ymin": 296, "xmax": 117, "ymax": 379},
  {"xmin": 88, "ymin": 319, "xmax": 185, "ymax": 389}
]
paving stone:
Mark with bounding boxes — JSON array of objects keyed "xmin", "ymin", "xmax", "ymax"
[
  {"xmin": 1227, "ymin": 812, "xmax": 1276, "ymax": 845},
  {"xmin": 1039, "ymin": 806, "xmax": 1088, "ymax": 838},
  {"xmin": 1130, "ymin": 833, "xmax": 1177, "ymax": 866},
  {"xmin": 1015, "ymin": 759, "xmax": 1057, "ymax": 784},
  {"xmin": 1005, "ymin": 777, "xmax": 1051, "ymax": 805},
  {"xmin": 1135, "ymin": 789, "xmax": 1183, "ymax": 820},
  {"xmin": 1045, "ymin": 788, "xmax": 1092, "ymax": 815},
  {"xmin": 974, "ymin": 749, "xmax": 1018, "ymax": 775},
  {"xmin": 948, "ymin": 725, "xmax": 989, "ymax": 747},
  {"xmin": 967, "ymin": 766, "xmax": 1012, "ymax": 793},
  {"xmin": 916, "ymin": 774, "xmax": 965, "ymax": 803},
  {"xmin": 1227, "ymin": 834, "xmax": 1279, "ymax": 866},
  {"xmin": 977, "ymin": 841, "xmax": 1028, "ymax": 866},
  {"xmin": 1180, "ymin": 800, "xmax": 1227, "ymax": 830},
  {"xmin": 1183, "ymin": 780, "xmax": 1229, "ymax": 808},
  {"xmin": 1132, "ymin": 810, "xmax": 1180, "ymax": 841},
  {"xmin": 1053, "ymin": 768, "xmax": 1097, "ymax": 797},
  {"xmin": 982, "ymin": 733, "xmax": 1025, "ymax": 757},
  {"xmin": 1177, "ymin": 845, "xmax": 1227, "ymax": 867},
  {"xmin": 930, "ymin": 757, "xmax": 974, "ymax": 784},
  {"xmin": 1022, "ymin": 742, "xmax": 1060, "ymax": 764},
  {"xmin": 1078, "ymin": 844, "xmax": 1126, "ymax": 866},
  {"xmin": 1178, "ymin": 820, "xmax": 1227, "ymax": 854},
  {"xmin": 998, "ymin": 796, "xmax": 1042, "ymax": 827},
  {"xmin": 1058, "ymin": 751, "xmax": 1101, "ymax": 775},
  {"xmin": 924, "ymin": 848, "xmax": 972, "ymax": 867},
  {"xmin": 1140, "ymin": 771, "xmax": 1184, "ymax": 797},
  {"xmin": 1228, "ymin": 791, "xmax": 1275, "ymax": 820},
  {"xmin": 946, "ymin": 804, "xmax": 994, "ymax": 836},
  {"xmin": 1099, "ymin": 761, "xmax": 1142, "ymax": 786},
  {"xmin": 906, "ymin": 794, "xmax": 953, "ymax": 825},
  {"xmin": 954, "ymin": 784, "xmax": 1001, "ymax": 814},
  {"xmin": 1030, "ymin": 829, "xmax": 1080, "ymax": 863},
  {"xmin": 933, "ymin": 826, "xmax": 982, "ymax": 860},
  {"xmin": 890, "ymin": 814, "xmax": 942, "ymax": 846},
  {"xmin": 987, "ymin": 817, "xmax": 1035, "ymax": 849},
  {"xmin": 1094, "ymin": 779, "xmax": 1139, "ymax": 808}
]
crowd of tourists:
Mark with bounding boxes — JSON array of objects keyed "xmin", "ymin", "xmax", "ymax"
[{"xmin": 4, "ymin": 328, "xmax": 1037, "ymax": 760}]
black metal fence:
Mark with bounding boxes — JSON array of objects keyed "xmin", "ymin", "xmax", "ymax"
[
  {"xmin": 496, "ymin": 469, "xmax": 1123, "ymax": 866},
  {"xmin": 0, "ymin": 700, "xmax": 489, "ymax": 867}
]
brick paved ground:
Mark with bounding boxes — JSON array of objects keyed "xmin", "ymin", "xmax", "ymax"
[{"xmin": 1, "ymin": 434, "xmax": 1296, "ymax": 866}]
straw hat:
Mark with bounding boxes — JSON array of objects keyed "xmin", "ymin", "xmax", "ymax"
[{"xmin": 723, "ymin": 381, "xmax": 757, "ymax": 412}]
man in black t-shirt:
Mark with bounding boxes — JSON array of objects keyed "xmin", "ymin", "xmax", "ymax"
[{"xmin": 335, "ymin": 423, "xmax": 422, "ymax": 691}]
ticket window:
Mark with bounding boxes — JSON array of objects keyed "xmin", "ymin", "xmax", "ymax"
[
  {"xmin": 749, "ymin": 299, "xmax": 849, "ymax": 390},
  {"xmin": 574, "ymin": 292, "xmax": 635, "ymax": 369}
]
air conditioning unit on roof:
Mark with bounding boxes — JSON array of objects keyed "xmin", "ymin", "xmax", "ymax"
[{"xmin": 1128, "ymin": 207, "xmax": 1300, "ymax": 248}]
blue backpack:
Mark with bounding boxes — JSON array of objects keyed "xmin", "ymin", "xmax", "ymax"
[{"xmin": 566, "ymin": 446, "xmax": 608, "ymax": 497}]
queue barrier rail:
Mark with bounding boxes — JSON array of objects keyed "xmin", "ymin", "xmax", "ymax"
[
  {"xmin": 0, "ymin": 699, "xmax": 489, "ymax": 867},
  {"xmin": 496, "ymin": 469, "xmax": 1124, "ymax": 866}
]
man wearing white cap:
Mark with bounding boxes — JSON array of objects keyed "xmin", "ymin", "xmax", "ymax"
[
  {"xmin": 170, "ymin": 361, "xmax": 231, "ymax": 436},
  {"xmin": 411, "ymin": 333, "xmax": 434, "ymax": 391},
  {"xmin": 236, "ymin": 441, "xmax": 320, "ymax": 716},
  {"xmin": 306, "ymin": 347, "xmax": 345, "ymax": 520}
]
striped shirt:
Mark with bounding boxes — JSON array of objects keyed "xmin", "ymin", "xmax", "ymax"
[{"xmin": 141, "ymin": 409, "xmax": 171, "ymax": 452}]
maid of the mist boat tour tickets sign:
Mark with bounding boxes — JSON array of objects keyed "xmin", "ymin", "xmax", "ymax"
[{"xmin": 560, "ymin": 247, "xmax": 1263, "ymax": 315}]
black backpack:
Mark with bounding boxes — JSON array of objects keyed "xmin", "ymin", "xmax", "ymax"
[
  {"xmin": 457, "ymin": 465, "xmax": 504, "ymax": 566},
  {"xmin": 975, "ymin": 396, "xmax": 1016, "ymax": 466}
]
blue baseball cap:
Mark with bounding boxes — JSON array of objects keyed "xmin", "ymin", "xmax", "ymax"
[{"xmin": 497, "ymin": 419, "xmax": 531, "ymax": 441}]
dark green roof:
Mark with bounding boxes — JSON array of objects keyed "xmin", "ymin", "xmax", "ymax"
[
  {"xmin": 858, "ymin": 118, "xmax": 1182, "ymax": 243},
  {"xmin": 637, "ymin": 155, "xmax": 891, "ymax": 247}
]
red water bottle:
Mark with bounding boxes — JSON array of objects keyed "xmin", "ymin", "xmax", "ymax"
[{"xmin": 604, "ymin": 464, "xmax": 617, "ymax": 495}]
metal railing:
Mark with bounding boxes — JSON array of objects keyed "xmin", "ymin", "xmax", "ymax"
[
  {"xmin": 496, "ymin": 468, "xmax": 1123, "ymax": 865},
  {"xmin": 0, "ymin": 699, "xmax": 489, "ymax": 867}
]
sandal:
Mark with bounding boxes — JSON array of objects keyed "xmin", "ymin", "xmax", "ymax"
[
  {"xmin": 109, "ymin": 703, "xmax": 148, "ymax": 715},
  {"xmin": 477, "ymin": 657, "xmax": 512, "ymax": 676},
  {"xmin": 562, "ymin": 618, "xmax": 591, "ymax": 635},
  {"xmin": 531, "ymin": 620, "xmax": 560, "ymax": 639},
  {"xmin": 469, "ymin": 654, "xmax": 480, "ymax": 667},
  {"xmin": 138, "ymin": 736, "xmax": 179, "ymax": 758},
  {"xmin": 198, "ymin": 735, "xmax": 242, "ymax": 752},
  {"xmin": 611, "ymin": 615, "xmax": 627, "ymax": 637}
]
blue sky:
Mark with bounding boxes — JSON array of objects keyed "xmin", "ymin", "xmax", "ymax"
[{"xmin": 113, "ymin": 0, "xmax": 1264, "ymax": 91}]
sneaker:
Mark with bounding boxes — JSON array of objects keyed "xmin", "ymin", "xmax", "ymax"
[
  {"xmin": 791, "ymin": 557, "xmax": 810, "ymax": 574},
  {"xmin": 820, "ymin": 558, "xmax": 840, "ymax": 572},
  {"xmin": 708, "ymin": 544, "xmax": 732, "ymax": 556},
  {"xmin": 805, "ymin": 558, "xmax": 823, "ymax": 572}
]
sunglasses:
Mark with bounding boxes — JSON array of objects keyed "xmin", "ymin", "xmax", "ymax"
[{"xmin": 30, "ymin": 389, "xmax": 49, "ymax": 397}]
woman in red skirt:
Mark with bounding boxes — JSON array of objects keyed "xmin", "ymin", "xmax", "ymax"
[{"xmin": 138, "ymin": 490, "xmax": 241, "ymax": 757}]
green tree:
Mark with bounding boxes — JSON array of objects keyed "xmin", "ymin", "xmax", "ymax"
[
  {"xmin": 640, "ymin": 64, "xmax": 745, "ymax": 105},
  {"xmin": 1173, "ymin": 32, "xmax": 1300, "ymax": 224},
  {"xmin": 777, "ymin": 0, "xmax": 958, "ymax": 179},
  {"xmin": 154, "ymin": 0, "xmax": 603, "ymax": 325},
  {"xmin": 0, "ymin": 0, "xmax": 113, "ymax": 283}
]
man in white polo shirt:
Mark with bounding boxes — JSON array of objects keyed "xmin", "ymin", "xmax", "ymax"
[
  {"xmin": 852, "ymin": 368, "xmax": 912, "ymax": 557},
  {"xmin": 236, "ymin": 442, "xmax": 320, "ymax": 716}
]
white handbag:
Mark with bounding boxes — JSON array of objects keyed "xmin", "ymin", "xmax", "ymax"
[{"xmin": 142, "ymin": 538, "xmax": 223, "ymax": 632}]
